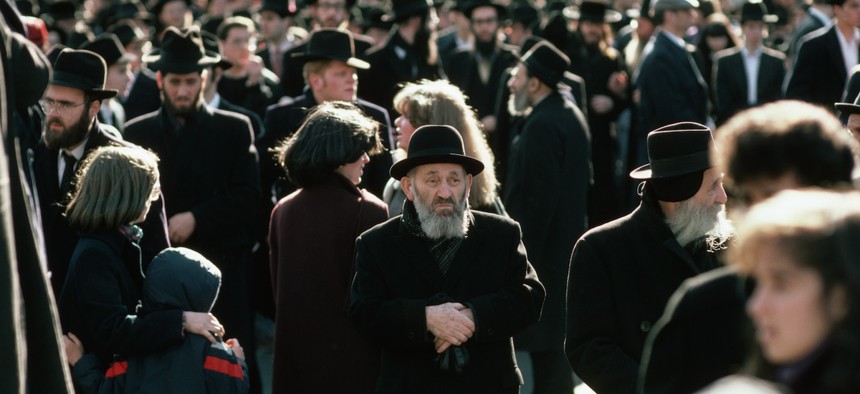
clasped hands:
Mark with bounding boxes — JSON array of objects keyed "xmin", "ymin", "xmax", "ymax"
[{"xmin": 425, "ymin": 302, "xmax": 475, "ymax": 353}]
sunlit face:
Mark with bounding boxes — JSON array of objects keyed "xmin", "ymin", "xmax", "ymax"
[
  {"xmin": 258, "ymin": 10, "xmax": 287, "ymax": 41},
  {"xmin": 848, "ymin": 114, "xmax": 860, "ymax": 146},
  {"xmin": 159, "ymin": 0, "xmax": 188, "ymax": 28},
  {"xmin": 158, "ymin": 70, "xmax": 205, "ymax": 117},
  {"xmin": 394, "ymin": 113, "xmax": 417, "ymax": 150},
  {"xmin": 221, "ymin": 26, "xmax": 254, "ymax": 66},
  {"xmin": 747, "ymin": 242, "xmax": 847, "ymax": 364},
  {"xmin": 335, "ymin": 152, "xmax": 369, "ymax": 185},
  {"xmin": 470, "ymin": 6, "xmax": 500, "ymax": 44},
  {"xmin": 507, "ymin": 64, "xmax": 532, "ymax": 115},
  {"xmin": 690, "ymin": 167, "xmax": 729, "ymax": 209},
  {"xmin": 835, "ymin": 0, "xmax": 860, "ymax": 28},
  {"xmin": 402, "ymin": 163, "xmax": 471, "ymax": 217},
  {"xmin": 42, "ymin": 85, "xmax": 97, "ymax": 150},
  {"xmin": 312, "ymin": 0, "xmax": 348, "ymax": 28},
  {"xmin": 505, "ymin": 21, "xmax": 529, "ymax": 46},
  {"xmin": 106, "ymin": 62, "xmax": 134, "ymax": 98},
  {"xmin": 742, "ymin": 20, "xmax": 765, "ymax": 48},
  {"xmin": 311, "ymin": 61, "xmax": 358, "ymax": 102},
  {"xmin": 668, "ymin": 8, "xmax": 698, "ymax": 35}
]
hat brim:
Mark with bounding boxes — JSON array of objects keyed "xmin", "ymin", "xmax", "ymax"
[
  {"xmin": 292, "ymin": 53, "xmax": 371, "ymax": 69},
  {"xmin": 142, "ymin": 50, "xmax": 223, "ymax": 73},
  {"xmin": 629, "ymin": 163, "xmax": 653, "ymax": 179},
  {"xmin": 382, "ymin": 2, "xmax": 431, "ymax": 22},
  {"xmin": 390, "ymin": 154, "xmax": 484, "ymax": 179},
  {"xmin": 50, "ymin": 80, "xmax": 118, "ymax": 100},
  {"xmin": 836, "ymin": 102, "xmax": 860, "ymax": 116},
  {"xmin": 464, "ymin": 3, "xmax": 507, "ymax": 19},
  {"xmin": 563, "ymin": 6, "xmax": 623, "ymax": 23}
]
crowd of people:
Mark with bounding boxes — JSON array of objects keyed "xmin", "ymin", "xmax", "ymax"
[{"xmin": 4, "ymin": 0, "xmax": 860, "ymax": 392}]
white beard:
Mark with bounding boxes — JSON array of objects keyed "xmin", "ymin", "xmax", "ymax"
[
  {"xmin": 411, "ymin": 185, "xmax": 469, "ymax": 239},
  {"xmin": 666, "ymin": 198, "xmax": 733, "ymax": 251}
]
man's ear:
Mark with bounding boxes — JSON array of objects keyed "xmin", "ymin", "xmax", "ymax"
[
  {"xmin": 308, "ymin": 72, "xmax": 322, "ymax": 90},
  {"xmin": 87, "ymin": 99, "xmax": 101, "ymax": 118},
  {"xmin": 156, "ymin": 71, "xmax": 163, "ymax": 90},
  {"xmin": 401, "ymin": 176, "xmax": 415, "ymax": 201},
  {"xmin": 465, "ymin": 173, "xmax": 473, "ymax": 199}
]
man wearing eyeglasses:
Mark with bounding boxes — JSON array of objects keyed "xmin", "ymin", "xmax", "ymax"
[{"xmin": 32, "ymin": 48, "xmax": 169, "ymax": 298}]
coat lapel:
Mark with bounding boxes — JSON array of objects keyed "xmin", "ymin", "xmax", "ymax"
[
  {"xmin": 394, "ymin": 224, "xmax": 445, "ymax": 289},
  {"xmin": 442, "ymin": 214, "xmax": 483, "ymax": 289}
]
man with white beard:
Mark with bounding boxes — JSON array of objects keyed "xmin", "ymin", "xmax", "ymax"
[
  {"xmin": 567, "ymin": 121, "xmax": 732, "ymax": 393},
  {"xmin": 350, "ymin": 125, "xmax": 545, "ymax": 393}
]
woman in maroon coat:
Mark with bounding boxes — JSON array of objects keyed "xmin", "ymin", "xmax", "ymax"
[{"xmin": 269, "ymin": 101, "xmax": 389, "ymax": 393}]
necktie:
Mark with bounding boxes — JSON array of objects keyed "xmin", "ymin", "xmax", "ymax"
[{"xmin": 60, "ymin": 152, "xmax": 77, "ymax": 194}]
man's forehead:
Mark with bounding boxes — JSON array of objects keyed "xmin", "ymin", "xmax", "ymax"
[
  {"xmin": 46, "ymin": 84, "xmax": 85, "ymax": 99},
  {"xmin": 415, "ymin": 163, "xmax": 467, "ymax": 175}
]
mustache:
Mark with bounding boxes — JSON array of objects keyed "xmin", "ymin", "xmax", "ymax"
[{"xmin": 433, "ymin": 196, "xmax": 455, "ymax": 206}]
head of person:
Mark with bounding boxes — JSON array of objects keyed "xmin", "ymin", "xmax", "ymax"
[
  {"xmin": 631, "ymin": 122, "xmax": 731, "ymax": 249},
  {"xmin": 566, "ymin": 0, "xmax": 621, "ymax": 48},
  {"xmin": 392, "ymin": 79, "xmax": 499, "ymax": 207},
  {"xmin": 835, "ymin": 91, "xmax": 860, "ymax": 146},
  {"xmin": 295, "ymin": 29, "xmax": 370, "ymax": 103},
  {"xmin": 508, "ymin": 40, "xmax": 570, "ymax": 116},
  {"xmin": 257, "ymin": 0, "xmax": 296, "ymax": 42},
  {"xmin": 732, "ymin": 189, "xmax": 860, "ymax": 391},
  {"xmin": 199, "ymin": 30, "xmax": 234, "ymax": 98},
  {"xmin": 463, "ymin": 0, "xmax": 505, "ymax": 52},
  {"xmin": 142, "ymin": 247, "xmax": 221, "ymax": 314},
  {"xmin": 309, "ymin": 0, "xmax": 353, "ymax": 28},
  {"xmin": 739, "ymin": 0, "xmax": 776, "ymax": 48},
  {"xmin": 65, "ymin": 146, "xmax": 160, "ymax": 231},
  {"xmin": 505, "ymin": 4, "xmax": 539, "ymax": 47},
  {"xmin": 107, "ymin": 22, "xmax": 151, "ymax": 73},
  {"xmin": 144, "ymin": 27, "xmax": 222, "ymax": 119},
  {"xmin": 216, "ymin": 16, "xmax": 256, "ymax": 68},
  {"xmin": 390, "ymin": 125, "xmax": 485, "ymax": 239},
  {"xmin": 278, "ymin": 101, "xmax": 382, "ymax": 187},
  {"xmin": 153, "ymin": 0, "xmax": 191, "ymax": 31},
  {"xmin": 832, "ymin": 0, "xmax": 860, "ymax": 28},
  {"xmin": 721, "ymin": 101, "xmax": 857, "ymax": 210},
  {"xmin": 385, "ymin": 0, "xmax": 439, "ymax": 64},
  {"xmin": 697, "ymin": 13, "xmax": 738, "ymax": 56},
  {"xmin": 81, "ymin": 33, "xmax": 136, "ymax": 99},
  {"xmin": 651, "ymin": 0, "xmax": 699, "ymax": 36},
  {"xmin": 41, "ymin": 48, "xmax": 118, "ymax": 151}
]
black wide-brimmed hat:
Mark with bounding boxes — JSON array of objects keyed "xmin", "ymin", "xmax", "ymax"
[
  {"xmin": 51, "ymin": 48, "xmax": 117, "ymax": 100},
  {"xmin": 740, "ymin": 0, "xmax": 778, "ymax": 23},
  {"xmin": 260, "ymin": 0, "xmax": 297, "ymax": 16},
  {"xmin": 200, "ymin": 30, "xmax": 233, "ymax": 69},
  {"xmin": 142, "ymin": 26, "xmax": 222, "ymax": 74},
  {"xmin": 651, "ymin": 0, "xmax": 699, "ymax": 15},
  {"xmin": 563, "ymin": 0, "xmax": 622, "ymax": 23},
  {"xmin": 835, "ymin": 90, "xmax": 860, "ymax": 116},
  {"xmin": 462, "ymin": 0, "xmax": 507, "ymax": 19},
  {"xmin": 390, "ymin": 125, "xmax": 485, "ymax": 179},
  {"xmin": 519, "ymin": 41, "xmax": 570, "ymax": 88},
  {"xmin": 383, "ymin": 0, "xmax": 432, "ymax": 22},
  {"xmin": 292, "ymin": 29, "xmax": 370, "ymax": 69},
  {"xmin": 108, "ymin": 23, "xmax": 147, "ymax": 48},
  {"xmin": 630, "ymin": 122, "xmax": 713, "ymax": 180},
  {"xmin": 81, "ymin": 34, "xmax": 135, "ymax": 67}
]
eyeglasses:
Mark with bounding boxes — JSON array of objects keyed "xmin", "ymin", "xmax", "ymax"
[{"xmin": 39, "ymin": 99, "xmax": 86, "ymax": 114}]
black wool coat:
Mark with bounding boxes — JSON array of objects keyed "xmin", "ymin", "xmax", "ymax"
[
  {"xmin": 786, "ymin": 25, "xmax": 855, "ymax": 110},
  {"xmin": 713, "ymin": 46, "xmax": 786, "ymax": 125},
  {"xmin": 349, "ymin": 210, "xmax": 546, "ymax": 394},
  {"xmin": 566, "ymin": 188, "xmax": 723, "ymax": 394}
]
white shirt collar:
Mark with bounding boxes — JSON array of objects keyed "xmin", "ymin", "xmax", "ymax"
[{"xmin": 207, "ymin": 93, "xmax": 222, "ymax": 109}]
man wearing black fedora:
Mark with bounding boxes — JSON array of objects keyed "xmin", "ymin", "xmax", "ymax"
[
  {"xmin": 503, "ymin": 40, "xmax": 590, "ymax": 394},
  {"xmin": 32, "ymin": 48, "xmax": 169, "ymax": 298},
  {"xmin": 124, "ymin": 27, "xmax": 261, "ymax": 383},
  {"xmin": 361, "ymin": 0, "xmax": 440, "ymax": 116},
  {"xmin": 445, "ymin": 0, "xmax": 517, "ymax": 136},
  {"xmin": 81, "ymin": 33, "xmax": 136, "ymax": 134},
  {"xmin": 569, "ymin": 0, "xmax": 632, "ymax": 227},
  {"xmin": 567, "ymin": 122, "xmax": 731, "ymax": 393},
  {"xmin": 837, "ymin": 89, "xmax": 860, "ymax": 143},
  {"xmin": 712, "ymin": 0, "xmax": 785, "ymax": 126},
  {"xmin": 349, "ymin": 124, "xmax": 545, "ymax": 393},
  {"xmin": 260, "ymin": 28, "xmax": 394, "ymax": 200},
  {"xmin": 255, "ymin": 0, "xmax": 304, "ymax": 80}
]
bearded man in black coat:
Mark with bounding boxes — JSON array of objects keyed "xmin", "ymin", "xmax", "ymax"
[{"xmin": 567, "ymin": 122, "xmax": 733, "ymax": 393}]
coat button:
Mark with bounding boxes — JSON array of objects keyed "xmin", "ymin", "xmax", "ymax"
[{"xmin": 640, "ymin": 321, "xmax": 652, "ymax": 333}]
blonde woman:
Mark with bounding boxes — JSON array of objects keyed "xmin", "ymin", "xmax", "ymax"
[
  {"xmin": 59, "ymin": 146, "xmax": 222, "ymax": 370},
  {"xmin": 386, "ymin": 79, "xmax": 501, "ymax": 215}
]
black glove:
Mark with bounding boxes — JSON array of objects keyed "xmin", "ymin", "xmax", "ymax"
[{"xmin": 435, "ymin": 345, "xmax": 470, "ymax": 374}]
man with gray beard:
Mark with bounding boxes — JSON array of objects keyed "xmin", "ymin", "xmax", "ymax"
[
  {"xmin": 567, "ymin": 122, "xmax": 732, "ymax": 393},
  {"xmin": 350, "ymin": 125, "xmax": 545, "ymax": 393}
]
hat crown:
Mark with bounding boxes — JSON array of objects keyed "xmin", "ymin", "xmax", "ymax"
[
  {"xmin": 636, "ymin": 122, "xmax": 713, "ymax": 179},
  {"xmin": 144, "ymin": 26, "xmax": 222, "ymax": 73},
  {"xmin": 307, "ymin": 29, "xmax": 356, "ymax": 58},
  {"xmin": 521, "ymin": 41, "xmax": 570, "ymax": 87},
  {"xmin": 652, "ymin": 0, "xmax": 699, "ymax": 12},
  {"xmin": 389, "ymin": 125, "xmax": 485, "ymax": 179},
  {"xmin": 161, "ymin": 27, "xmax": 206, "ymax": 60},
  {"xmin": 51, "ymin": 48, "xmax": 116, "ymax": 99},
  {"xmin": 740, "ymin": 0, "xmax": 768, "ymax": 22},
  {"xmin": 81, "ymin": 34, "xmax": 128, "ymax": 66},
  {"xmin": 386, "ymin": 0, "xmax": 432, "ymax": 21}
]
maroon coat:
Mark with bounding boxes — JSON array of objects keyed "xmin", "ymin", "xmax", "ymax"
[{"xmin": 269, "ymin": 175, "xmax": 388, "ymax": 393}]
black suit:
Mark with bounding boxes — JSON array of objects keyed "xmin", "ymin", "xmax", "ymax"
[
  {"xmin": 123, "ymin": 68, "xmax": 161, "ymax": 122},
  {"xmin": 360, "ymin": 31, "xmax": 441, "ymax": 115},
  {"xmin": 279, "ymin": 33, "xmax": 374, "ymax": 98},
  {"xmin": 445, "ymin": 44, "xmax": 518, "ymax": 120},
  {"xmin": 259, "ymin": 91, "xmax": 393, "ymax": 200},
  {"xmin": 349, "ymin": 209, "xmax": 545, "ymax": 393},
  {"xmin": 566, "ymin": 187, "xmax": 723, "ymax": 394},
  {"xmin": 638, "ymin": 266, "xmax": 750, "ymax": 394},
  {"xmin": 33, "ymin": 121, "xmax": 169, "ymax": 297},
  {"xmin": 713, "ymin": 46, "xmax": 786, "ymax": 125},
  {"xmin": 215, "ymin": 95, "xmax": 264, "ymax": 139},
  {"xmin": 786, "ymin": 25, "xmax": 856, "ymax": 110}
]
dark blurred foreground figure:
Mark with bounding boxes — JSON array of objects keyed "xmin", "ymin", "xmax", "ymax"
[{"xmin": 350, "ymin": 125, "xmax": 545, "ymax": 393}]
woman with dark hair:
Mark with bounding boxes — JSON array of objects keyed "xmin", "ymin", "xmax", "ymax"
[
  {"xmin": 726, "ymin": 189, "xmax": 860, "ymax": 393},
  {"xmin": 59, "ymin": 146, "xmax": 223, "ymax": 373},
  {"xmin": 697, "ymin": 13, "xmax": 739, "ymax": 91},
  {"xmin": 269, "ymin": 101, "xmax": 388, "ymax": 393}
]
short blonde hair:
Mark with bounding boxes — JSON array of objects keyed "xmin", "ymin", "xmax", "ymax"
[{"xmin": 66, "ymin": 146, "xmax": 160, "ymax": 232}]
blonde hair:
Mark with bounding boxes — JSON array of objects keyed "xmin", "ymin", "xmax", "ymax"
[
  {"xmin": 66, "ymin": 146, "xmax": 160, "ymax": 232},
  {"xmin": 393, "ymin": 79, "xmax": 499, "ymax": 208}
]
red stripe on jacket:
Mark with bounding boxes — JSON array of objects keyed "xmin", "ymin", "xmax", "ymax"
[
  {"xmin": 203, "ymin": 356, "xmax": 244, "ymax": 380},
  {"xmin": 105, "ymin": 361, "xmax": 128, "ymax": 378}
]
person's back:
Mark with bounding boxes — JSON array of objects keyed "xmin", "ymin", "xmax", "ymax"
[{"xmin": 68, "ymin": 247, "xmax": 249, "ymax": 394}]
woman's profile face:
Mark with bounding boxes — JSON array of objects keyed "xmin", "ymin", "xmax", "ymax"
[
  {"xmin": 394, "ymin": 113, "xmax": 417, "ymax": 150},
  {"xmin": 335, "ymin": 152, "xmax": 370, "ymax": 185},
  {"xmin": 746, "ymin": 241, "xmax": 847, "ymax": 364}
]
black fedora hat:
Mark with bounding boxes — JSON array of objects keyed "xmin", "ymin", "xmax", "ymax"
[
  {"xmin": 142, "ymin": 26, "xmax": 222, "ymax": 74},
  {"xmin": 292, "ymin": 29, "xmax": 370, "ymax": 69},
  {"xmin": 519, "ymin": 41, "xmax": 570, "ymax": 88},
  {"xmin": 51, "ymin": 48, "xmax": 118, "ymax": 100},
  {"xmin": 108, "ymin": 22, "xmax": 147, "ymax": 48},
  {"xmin": 200, "ymin": 30, "xmax": 234, "ymax": 69},
  {"xmin": 509, "ymin": 3, "xmax": 538, "ymax": 27},
  {"xmin": 462, "ymin": 0, "xmax": 507, "ymax": 19},
  {"xmin": 563, "ymin": 0, "xmax": 622, "ymax": 23},
  {"xmin": 630, "ymin": 122, "xmax": 713, "ymax": 180},
  {"xmin": 383, "ymin": 0, "xmax": 432, "ymax": 22},
  {"xmin": 835, "ymin": 90, "xmax": 860, "ymax": 116},
  {"xmin": 260, "ymin": 0, "xmax": 297, "ymax": 16},
  {"xmin": 740, "ymin": 0, "xmax": 778, "ymax": 24},
  {"xmin": 390, "ymin": 125, "xmax": 485, "ymax": 179},
  {"xmin": 80, "ymin": 34, "xmax": 135, "ymax": 67}
]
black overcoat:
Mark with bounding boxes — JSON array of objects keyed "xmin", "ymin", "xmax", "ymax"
[
  {"xmin": 786, "ymin": 25, "xmax": 855, "ymax": 110},
  {"xmin": 349, "ymin": 210, "xmax": 546, "ymax": 394}
]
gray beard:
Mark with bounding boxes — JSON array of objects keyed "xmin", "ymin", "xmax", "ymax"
[
  {"xmin": 411, "ymin": 185, "xmax": 469, "ymax": 239},
  {"xmin": 507, "ymin": 88, "xmax": 531, "ymax": 117},
  {"xmin": 666, "ymin": 198, "xmax": 733, "ymax": 251}
]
